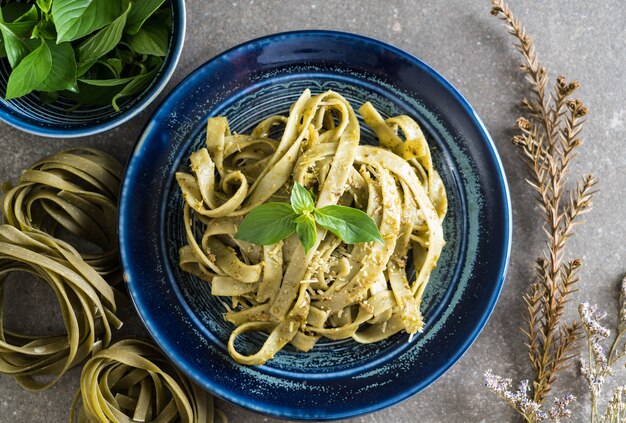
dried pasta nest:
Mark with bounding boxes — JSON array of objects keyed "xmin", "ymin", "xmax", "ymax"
[
  {"xmin": 0, "ymin": 148, "xmax": 124, "ymax": 390},
  {"xmin": 2, "ymin": 148, "xmax": 123, "ymax": 283},
  {"xmin": 71, "ymin": 339, "xmax": 226, "ymax": 423},
  {"xmin": 0, "ymin": 225, "xmax": 121, "ymax": 390}
]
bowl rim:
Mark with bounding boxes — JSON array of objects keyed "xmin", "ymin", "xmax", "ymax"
[
  {"xmin": 0, "ymin": 0, "xmax": 186, "ymax": 138},
  {"xmin": 119, "ymin": 29, "xmax": 512, "ymax": 420}
]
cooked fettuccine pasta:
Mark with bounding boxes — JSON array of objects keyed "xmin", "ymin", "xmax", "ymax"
[{"xmin": 177, "ymin": 89, "xmax": 447, "ymax": 365}]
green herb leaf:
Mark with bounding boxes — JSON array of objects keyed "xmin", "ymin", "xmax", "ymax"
[
  {"xmin": 0, "ymin": 21, "xmax": 38, "ymax": 34},
  {"xmin": 14, "ymin": 5, "xmax": 39, "ymax": 23},
  {"xmin": 5, "ymin": 40, "xmax": 51, "ymax": 100},
  {"xmin": 295, "ymin": 214, "xmax": 317, "ymax": 253},
  {"xmin": 125, "ymin": 0, "xmax": 166, "ymax": 35},
  {"xmin": 36, "ymin": 41, "xmax": 77, "ymax": 93},
  {"xmin": 0, "ymin": 22, "xmax": 33, "ymax": 67},
  {"xmin": 235, "ymin": 203, "xmax": 297, "ymax": 245},
  {"xmin": 152, "ymin": 7, "xmax": 173, "ymax": 30},
  {"xmin": 115, "ymin": 44, "xmax": 135, "ymax": 64},
  {"xmin": 103, "ymin": 57, "xmax": 123, "ymax": 78},
  {"xmin": 111, "ymin": 63, "xmax": 160, "ymax": 111},
  {"xmin": 126, "ymin": 18, "xmax": 168, "ymax": 56},
  {"xmin": 36, "ymin": 0, "xmax": 52, "ymax": 14},
  {"xmin": 290, "ymin": 182, "xmax": 315, "ymax": 214},
  {"xmin": 32, "ymin": 19, "xmax": 57, "ymax": 40},
  {"xmin": 52, "ymin": 0, "xmax": 121, "ymax": 43},
  {"xmin": 314, "ymin": 205, "xmax": 383, "ymax": 244},
  {"xmin": 76, "ymin": 3, "xmax": 131, "ymax": 76},
  {"xmin": 1, "ymin": 3, "xmax": 32, "ymax": 23}
]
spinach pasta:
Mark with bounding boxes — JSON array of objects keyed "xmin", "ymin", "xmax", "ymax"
[
  {"xmin": 2, "ymin": 148, "xmax": 123, "ymax": 284},
  {"xmin": 0, "ymin": 149, "xmax": 123, "ymax": 390},
  {"xmin": 71, "ymin": 340, "xmax": 226, "ymax": 423},
  {"xmin": 0, "ymin": 225, "xmax": 121, "ymax": 390},
  {"xmin": 177, "ymin": 89, "xmax": 447, "ymax": 365}
]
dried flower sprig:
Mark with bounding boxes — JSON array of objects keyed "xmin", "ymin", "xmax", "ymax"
[
  {"xmin": 580, "ymin": 276, "xmax": 626, "ymax": 423},
  {"xmin": 580, "ymin": 302, "xmax": 612, "ymax": 419},
  {"xmin": 486, "ymin": 0, "xmax": 597, "ymax": 419},
  {"xmin": 484, "ymin": 370, "xmax": 575, "ymax": 422},
  {"xmin": 608, "ymin": 276, "xmax": 626, "ymax": 365},
  {"xmin": 600, "ymin": 386, "xmax": 626, "ymax": 423}
]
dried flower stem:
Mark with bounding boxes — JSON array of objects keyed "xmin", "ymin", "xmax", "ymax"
[
  {"xmin": 579, "ymin": 302, "xmax": 611, "ymax": 423},
  {"xmin": 600, "ymin": 386, "xmax": 626, "ymax": 423},
  {"xmin": 579, "ymin": 276, "xmax": 626, "ymax": 423},
  {"xmin": 484, "ymin": 370, "xmax": 575, "ymax": 422},
  {"xmin": 607, "ymin": 276, "xmax": 626, "ymax": 366},
  {"xmin": 488, "ymin": 0, "xmax": 597, "ymax": 419}
]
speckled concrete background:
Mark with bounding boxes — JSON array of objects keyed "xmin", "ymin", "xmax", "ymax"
[{"xmin": 0, "ymin": 1, "xmax": 624, "ymax": 422}]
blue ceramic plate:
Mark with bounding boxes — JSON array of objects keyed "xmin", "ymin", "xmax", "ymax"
[{"xmin": 119, "ymin": 31, "xmax": 511, "ymax": 420}]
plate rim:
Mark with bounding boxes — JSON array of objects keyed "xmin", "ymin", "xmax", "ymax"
[{"xmin": 119, "ymin": 29, "xmax": 512, "ymax": 420}]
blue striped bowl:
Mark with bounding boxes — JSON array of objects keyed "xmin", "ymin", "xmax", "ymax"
[
  {"xmin": 0, "ymin": 0, "xmax": 186, "ymax": 138},
  {"xmin": 120, "ymin": 31, "xmax": 511, "ymax": 420}
]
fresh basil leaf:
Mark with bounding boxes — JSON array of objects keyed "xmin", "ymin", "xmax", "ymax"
[
  {"xmin": 235, "ymin": 203, "xmax": 297, "ymax": 245},
  {"xmin": 290, "ymin": 182, "xmax": 315, "ymax": 214},
  {"xmin": 0, "ymin": 22, "xmax": 33, "ymax": 67},
  {"xmin": 314, "ymin": 205, "xmax": 383, "ymax": 244},
  {"xmin": 31, "ymin": 19, "xmax": 57, "ymax": 40},
  {"xmin": 36, "ymin": 0, "xmax": 52, "ymax": 14},
  {"xmin": 112, "ymin": 63, "xmax": 159, "ymax": 111},
  {"xmin": 81, "ymin": 59, "xmax": 120, "ymax": 80},
  {"xmin": 152, "ymin": 7, "xmax": 172, "ymax": 29},
  {"xmin": 1, "ymin": 3, "xmax": 32, "ymax": 23},
  {"xmin": 125, "ymin": 17, "xmax": 168, "ymax": 56},
  {"xmin": 115, "ymin": 44, "xmax": 135, "ymax": 64},
  {"xmin": 0, "ymin": 7, "xmax": 5, "ymax": 57},
  {"xmin": 52, "ymin": 0, "xmax": 121, "ymax": 43},
  {"xmin": 0, "ymin": 8, "xmax": 8, "ymax": 58},
  {"xmin": 0, "ymin": 21, "xmax": 38, "ymax": 35},
  {"xmin": 295, "ymin": 214, "xmax": 316, "ymax": 253},
  {"xmin": 36, "ymin": 41, "xmax": 77, "ymax": 93},
  {"xmin": 14, "ymin": 5, "xmax": 38, "ymax": 22},
  {"xmin": 5, "ymin": 40, "xmax": 51, "ymax": 100},
  {"xmin": 125, "ymin": 0, "xmax": 165, "ymax": 35},
  {"xmin": 76, "ymin": 3, "xmax": 131, "ymax": 76},
  {"xmin": 103, "ymin": 57, "xmax": 123, "ymax": 78},
  {"xmin": 143, "ymin": 53, "xmax": 163, "ymax": 68}
]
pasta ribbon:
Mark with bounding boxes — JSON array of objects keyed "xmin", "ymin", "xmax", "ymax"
[
  {"xmin": 177, "ymin": 90, "xmax": 447, "ymax": 365},
  {"xmin": 0, "ymin": 225, "xmax": 121, "ymax": 390},
  {"xmin": 2, "ymin": 149, "xmax": 123, "ymax": 283},
  {"xmin": 71, "ymin": 339, "xmax": 226, "ymax": 423},
  {"xmin": 0, "ymin": 149, "xmax": 125, "ymax": 390}
]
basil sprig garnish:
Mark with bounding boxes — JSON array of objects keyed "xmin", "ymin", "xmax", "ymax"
[
  {"xmin": 236, "ymin": 182, "xmax": 383, "ymax": 253},
  {"xmin": 0, "ymin": 0, "xmax": 170, "ymax": 110}
]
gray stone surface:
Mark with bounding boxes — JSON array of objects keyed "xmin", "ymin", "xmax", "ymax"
[{"xmin": 0, "ymin": 0, "xmax": 625, "ymax": 422}]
